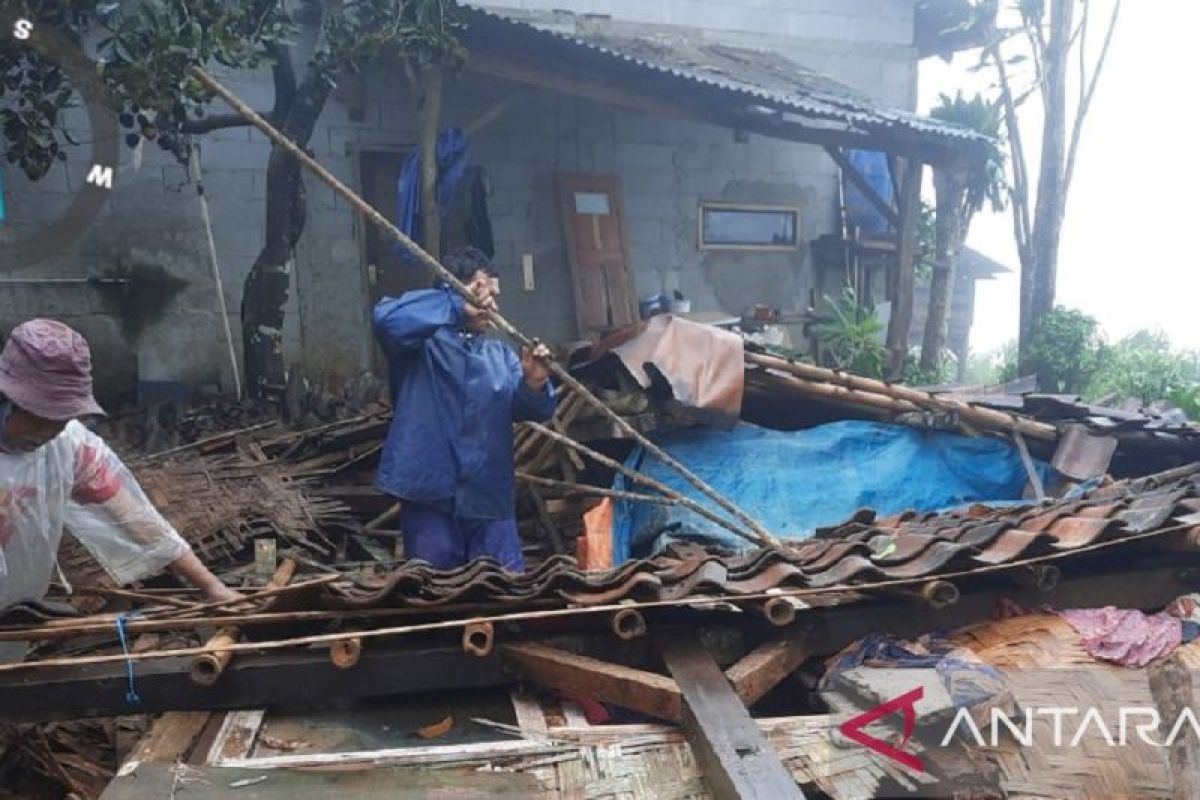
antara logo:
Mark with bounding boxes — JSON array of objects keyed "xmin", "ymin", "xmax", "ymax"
[{"xmin": 838, "ymin": 686, "xmax": 926, "ymax": 772}]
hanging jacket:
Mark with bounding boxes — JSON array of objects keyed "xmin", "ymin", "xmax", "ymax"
[
  {"xmin": 373, "ymin": 287, "xmax": 556, "ymax": 520},
  {"xmin": 395, "ymin": 128, "xmax": 473, "ymax": 259},
  {"xmin": 0, "ymin": 421, "xmax": 190, "ymax": 610}
]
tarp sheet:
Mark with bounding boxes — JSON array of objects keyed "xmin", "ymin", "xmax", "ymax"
[{"xmin": 613, "ymin": 421, "xmax": 1056, "ymax": 562}]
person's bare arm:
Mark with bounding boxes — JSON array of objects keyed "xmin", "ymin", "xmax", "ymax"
[{"xmin": 167, "ymin": 550, "xmax": 241, "ymax": 604}]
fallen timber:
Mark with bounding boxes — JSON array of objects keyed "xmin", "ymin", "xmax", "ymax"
[
  {"xmin": 191, "ymin": 66, "xmax": 782, "ymax": 551},
  {"xmin": 4, "ymin": 560, "xmax": 1197, "ymax": 721}
]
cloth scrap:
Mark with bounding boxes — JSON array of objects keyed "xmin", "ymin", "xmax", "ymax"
[
  {"xmin": 1057, "ymin": 606, "xmax": 1182, "ymax": 667},
  {"xmin": 823, "ymin": 632, "xmax": 1007, "ymax": 709}
]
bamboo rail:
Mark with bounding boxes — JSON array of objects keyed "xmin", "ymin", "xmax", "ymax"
[
  {"xmin": 192, "ymin": 66, "xmax": 780, "ymax": 551},
  {"xmin": 745, "ymin": 351, "xmax": 1057, "ymax": 441},
  {"xmin": 522, "ymin": 421, "xmax": 756, "ymax": 541}
]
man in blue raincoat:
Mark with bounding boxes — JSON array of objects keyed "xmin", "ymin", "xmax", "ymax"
[{"xmin": 373, "ymin": 247, "xmax": 556, "ymax": 571}]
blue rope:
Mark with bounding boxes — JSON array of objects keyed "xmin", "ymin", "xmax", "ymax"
[{"xmin": 114, "ymin": 612, "xmax": 142, "ymax": 705}]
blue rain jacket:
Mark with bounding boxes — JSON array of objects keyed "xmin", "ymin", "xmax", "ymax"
[{"xmin": 373, "ymin": 286, "xmax": 556, "ymax": 520}]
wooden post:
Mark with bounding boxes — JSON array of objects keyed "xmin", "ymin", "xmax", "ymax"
[
  {"xmin": 1150, "ymin": 653, "xmax": 1200, "ymax": 800},
  {"xmin": 658, "ymin": 636, "xmax": 805, "ymax": 800},
  {"xmin": 885, "ymin": 158, "xmax": 925, "ymax": 380},
  {"xmin": 418, "ymin": 64, "xmax": 444, "ymax": 260}
]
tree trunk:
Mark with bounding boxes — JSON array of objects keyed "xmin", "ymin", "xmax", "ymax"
[
  {"xmin": 885, "ymin": 158, "xmax": 925, "ymax": 380},
  {"xmin": 1019, "ymin": 0, "xmax": 1074, "ymax": 372},
  {"xmin": 241, "ymin": 67, "xmax": 332, "ymax": 398},
  {"xmin": 418, "ymin": 64, "xmax": 444, "ymax": 261},
  {"xmin": 919, "ymin": 168, "xmax": 965, "ymax": 374}
]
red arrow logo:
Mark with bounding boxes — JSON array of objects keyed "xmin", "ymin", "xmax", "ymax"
[{"xmin": 838, "ymin": 686, "xmax": 925, "ymax": 772}]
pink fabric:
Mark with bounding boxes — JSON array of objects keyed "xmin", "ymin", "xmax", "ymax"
[
  {"xmin": 0, "ymin": 319, "xmax": 104, "ymax": 420},
  {"xmin": 1058, "ymin": 607, "xmax": 1182, "ymax": 667}
]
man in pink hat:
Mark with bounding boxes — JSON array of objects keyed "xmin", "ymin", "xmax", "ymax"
[{"xmin": 0, "ymin": 319, "xmax": 238, "ymax": 621}]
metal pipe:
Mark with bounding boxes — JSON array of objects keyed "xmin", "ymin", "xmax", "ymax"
[{"xmin": 191, "ymin": 66, "xmax": 781, "ymax": 552}]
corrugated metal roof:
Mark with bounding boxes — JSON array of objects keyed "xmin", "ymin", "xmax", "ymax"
[{"xmin": 460, "ymin": 5, "xmax": 991, "ymax": 153}]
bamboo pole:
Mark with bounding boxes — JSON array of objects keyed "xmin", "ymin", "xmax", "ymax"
[
  {"xmin": 517, "ymin": 472, "xmax": 676, "ymax": 505},
  {"xmin": 522, "ymin": 421, "xmax": 757, "ymax": 543},
  {"xmin": 330, "ymin": 637, "xmax": 363, "ymax": 669},
  {"xmin": 745, "ymin": 351, "xmax": 1057, "ymax": 441},
  {"xmin": 191, "ymin": 66, "xmax": 780, "ymax": 551},
  {"xmin": 188, "ymin": 559, "xmax": 295, "ymax": 686}
]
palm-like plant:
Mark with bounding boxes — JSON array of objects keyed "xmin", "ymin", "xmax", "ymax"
[{"xmin": 917, "ymin": 91, "xmax": 1008, "ymax": 375}]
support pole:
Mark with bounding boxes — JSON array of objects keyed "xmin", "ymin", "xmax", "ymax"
[
  {"xmin": 884, "ymin": 158, "xmax": 924, "ymax": 381},
  {"xmin": 658, "ymin": 636, "xmax": 805, "ymax": 799},
  {"xmin": 192, "ymin": 66, "xmax": 781, "ymax": 552}
]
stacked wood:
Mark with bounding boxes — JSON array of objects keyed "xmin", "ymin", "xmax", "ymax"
[
  {"xmin": 0, "ymin": 718, "xmax": 129, "ymax": 800},
  {"xmin": 745, "ymin": 351, "xmax": 1057, "ymax": 442}
]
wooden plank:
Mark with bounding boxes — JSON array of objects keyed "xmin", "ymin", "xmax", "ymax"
[
  {"xmin": 0, "ymin": 641, "xmax": 509, "ymax": 722},
  {"xmin": 824, "ymin": 146, "xmax": 900, "ymax": 230},
  {"xmin": 1150, "ymin": 653, "xmax": 1200, "ymax": 800},
  {"xmin": 510, "ymin": 688, "xmax": 550, "ymax": 737},
  {"xmin": 125, "ymin": 711, "xmax": 212, "ymax": 764},
  {"xmin": 503, "ymin": 641, "xmax": 683, "ymax": 722},
  {"xmin": 205, "ymin": 709, "xmax": 266, "ymax": 765},
  {"xmin": 658, "ymin": 636, "xmax": 806, "ymax": 800},
  {"xmin": 725, "ymin": 631, "xmax": 811, "ymax": 707},
  {"xmin": 218, "ymin": 737, "xmax": 565, "ymax": 770}
]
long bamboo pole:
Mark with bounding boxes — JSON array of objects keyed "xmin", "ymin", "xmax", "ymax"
[
  {"xmin": 0, "ymin": 519, "xmax": 1186, "ymax": 675},
  {"xmin": 522, "ymin": 421, "xmax": 757, "ymax": 541},
  {"xmin": 191, "ymin": 66, "xmax": 780, "ymax": 551},
  {"xmin": 745, "ymin": 351, "xmax": 1057, "ymax": 441}
]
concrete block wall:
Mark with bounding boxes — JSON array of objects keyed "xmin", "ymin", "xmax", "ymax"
[{"xmin": 3, "ymin": 1, "xmax": 920, "ymax": 400}]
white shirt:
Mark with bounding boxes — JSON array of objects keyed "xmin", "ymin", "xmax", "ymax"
[{"xmin": 0, "ymin": 421, "xmax": 189, "ymax": 609}]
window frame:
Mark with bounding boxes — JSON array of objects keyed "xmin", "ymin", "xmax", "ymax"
[{"xmin": 697, "ymin": 202, "xmax": 803, "ymax": 252}]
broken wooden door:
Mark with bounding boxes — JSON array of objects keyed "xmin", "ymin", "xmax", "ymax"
[{"xmin": 556, "ymin": 173, "xmax": 638, "ymax": 336}]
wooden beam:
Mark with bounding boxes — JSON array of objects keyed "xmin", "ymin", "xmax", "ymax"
[
  {"xmin": 503, "ymin": 641, "xmax": 683, "ymax": 722},
  {"xmin": 126, "ymin": 711, "xmax": 212, "ymax": 765},
  {"xmin": 1150, "ymin": 653, "xmax": 1200, "ymax": 800},
  {"xmin": 659, "ymin": 636, "xmax": 805, "ymax": 800},
  {"xmin": 824, "ymin": 146, "xmax": 900, "ymax": 230},
  {"xmin": 725, "ymin": 630, "xmax": 811, "ymax": 707}
]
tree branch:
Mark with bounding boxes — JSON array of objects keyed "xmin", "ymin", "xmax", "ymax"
[
  {"xmin": 268, "ymin": 40, "xmax": 297, "ymax": 119},
  {"xmin": 1064, "ymin": 0, "xmax": 1120, "ymax": 196},
  {"xmin": 992, "ymin": 44, "xmax": 1032, "ymax": 261}
]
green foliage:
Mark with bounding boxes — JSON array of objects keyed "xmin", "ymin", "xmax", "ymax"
[
  {"xmin": 929, "ymin": 91, "xmax": 1008, "ymax": 217},
  {"xmin": 905, "ymin": 348, "xmax": 956, "ymax": 386},
  {"xmin": 1023, "ymin": 306, "xmax": 1105, "ymax": 394},
  {"xmin": 814, "ymin": 288, "xmax": 887, "ymax": 379},
  {"xmin": 913, "ymin": 200, "xmax": 936, "ymax": 285},
  {"xmin": 1086, "ymin": 330, "xmax": 1200, "ymax": 405},
  {"xmin": 2, "ymin": 1, "xmax": 463, "ymax": 177}
]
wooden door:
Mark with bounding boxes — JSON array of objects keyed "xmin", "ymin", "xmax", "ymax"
[
  {"xmin": 556, "ymin": 173, "xmax": 638, "ymax": 336},
  {"xmin": 361, "ymin": 151, "xmax": 433, "ymax": 309}
]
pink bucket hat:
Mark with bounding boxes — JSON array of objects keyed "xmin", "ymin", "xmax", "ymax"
[{"xmin": 0, "ymin": 319, "xmax": 105, "ymax": 420}]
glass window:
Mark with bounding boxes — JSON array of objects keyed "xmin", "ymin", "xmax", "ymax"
[
  {"xmin": 574, "ymin": 192, "xmax": 611, "ymax": 215},
  {"xmin": 700, "ymin": 204, "xmax": 800, "ymax": 250}
]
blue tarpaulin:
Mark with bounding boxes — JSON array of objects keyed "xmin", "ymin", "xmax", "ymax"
[{"xmin": 612, "ymin": 421, "xmax": 1057, "ymax": 562}]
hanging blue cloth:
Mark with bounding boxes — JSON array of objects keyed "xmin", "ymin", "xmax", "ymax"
[
  {"xmin": 395, "ymin": 127, "xmax": 472, "ymax": 261},
  {"xmin": 0, "ymin": 168, "xmax": 7, "ymax": 222}
]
